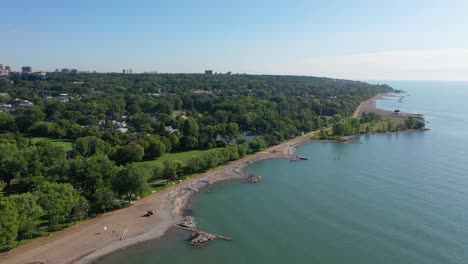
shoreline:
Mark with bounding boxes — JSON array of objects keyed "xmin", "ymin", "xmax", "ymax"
[
  {"xmin": 353, "ymin": 92, "xmax": 421, "ymax": 119},
  {"xmin": 0, "ymin": 92, "xmax": 420, "ymax": 264},
  {"xmin": 84, "ymin": 134, "xmax": 313, "ymax": 263},
  {"xmin": 0, "ymin": 128, "xmax": 313, "ymax": 264}
]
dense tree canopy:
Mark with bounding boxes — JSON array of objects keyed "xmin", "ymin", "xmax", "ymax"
[{"xmin": 0, "ymin": 72, "xmax": 393, "ymax": 247}]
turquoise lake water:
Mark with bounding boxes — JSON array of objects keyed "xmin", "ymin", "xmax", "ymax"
[{"xmin": 97, "ymin": 81, "xmax": 468, "ymax": 264}]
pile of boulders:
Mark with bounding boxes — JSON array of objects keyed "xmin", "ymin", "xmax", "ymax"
[
  {"xmin": 244, "ymin": 174, "xmax": 262, "ymax": 183},
  {"xmin": 190, "ymin": 231, "xmax": 216, "ymax": 246},
  {"xmin": 178, "ymin": 216, "xmax": 197, "ymax": 229}
]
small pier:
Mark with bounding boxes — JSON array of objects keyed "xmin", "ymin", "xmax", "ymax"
[
  {"xmin": 174, "ymin": 225, "xmax": 233, "ymax": 243},
  {"xmin": 290, "ymin": 155, "xmax": 308, "ymax": 161},
  {"xmin": 175, "ymin": 216, "xmax": 232, "ymax": 246}
]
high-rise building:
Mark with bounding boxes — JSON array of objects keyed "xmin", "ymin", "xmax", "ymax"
[
  {"xmin": 61, "ymin": 68, "xmax": 71, "ymax": 74},
  {"xmin": 128, "ymin": 69, "xmax": 133, "ymax": 74},
  {"xmin": 22, "ymin": 66, "xmax": 32, "ymax": 73},
  {"xmin": 123, "ymin": 69, "xmax": 126, "ymax": 74},
  {"xmin": 5, "ymin": 66, "xmax": 11, "ymax": 72},
  {"xmin": 0, "ymin": 64, "xmax": 3, "ymax": 70},
  {"xmin": 205, "ymin": 70, "xmax": 213, "ymax": 75}
]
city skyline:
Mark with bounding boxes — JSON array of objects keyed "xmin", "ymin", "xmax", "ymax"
[{"xmin": 2, "ymin": 0, "xmax": 468, "ymax": 80}]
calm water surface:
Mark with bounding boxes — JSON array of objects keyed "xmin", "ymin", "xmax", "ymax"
[{"xmin": 98, "ymin": 81, "xmax": 468, "ymax": 264}]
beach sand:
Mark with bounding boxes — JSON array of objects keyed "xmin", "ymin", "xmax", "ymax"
[
  {"xmin": 353, "ymin": 92, "xmax": 419, "ymax": 119},
  {"xmin": 0, "ymin": 131, "xmax": 315, "ymax": 264},
  {"xmin": 0, "ymin": 91, "xmax": 421, "ymax": 264}
]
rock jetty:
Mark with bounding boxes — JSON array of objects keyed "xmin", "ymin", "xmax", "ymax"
[
  {"xmin": 190, "ymin": 231, "xmax": 216, "ymax": 246},
  {"xmin": 244, "ymin": 174, "xmax": 262, "ymax": 183},
  {"xmin": 175, "ymin": 216, "xmax": 232, "ymax": 246},
  {"xmin": 178, "ymin": 216, "xmax": 197, "ymax": 229}
]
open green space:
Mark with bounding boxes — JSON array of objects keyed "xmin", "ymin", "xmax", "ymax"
[
  {"xmin": 140, "ymin": 148, "xmax": 220, "ymax": 167},
  {"xmin": 21, "ymin": 134, "xmax": 74, "ymax": 151}
]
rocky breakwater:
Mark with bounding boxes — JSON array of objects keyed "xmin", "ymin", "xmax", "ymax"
[
  {"xmin": 190, "ymin": 231, "xmax": 216, "ymax": 246},
  {"xmin": 178, "ymin": 216, "xmax": 197, "ymax": 229},
  {"xmin": 244, "ymin": 174, "xmax": 262, "ymax": 183},
  {"xmin": 175, "ymin": 216, "xmax": 232, "ymax": 246}
]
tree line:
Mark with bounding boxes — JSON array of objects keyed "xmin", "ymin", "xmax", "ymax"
[{"xmin": 0, "ymin": 73, "xmax": 392, "ymax": 246}]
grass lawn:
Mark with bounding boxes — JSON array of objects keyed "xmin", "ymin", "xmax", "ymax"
[
  {"xmin": 21, "ymin": 134, "xmax": 74, "ymax": 151},
  {"xmin": 140, "ymin": 148, "xmax": 220, "ymax": 167},
  {"xmin": 364, "ymin": 117, "xmax": 405, "ymax": 133},
  {"xmin": 141, "ymin": 148, "xmax": 224, "ymax": 193}
]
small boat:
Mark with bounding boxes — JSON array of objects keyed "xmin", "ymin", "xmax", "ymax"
[{"xmin": 299, "ymin": 157, "xmax": 308, "ymax": 160}]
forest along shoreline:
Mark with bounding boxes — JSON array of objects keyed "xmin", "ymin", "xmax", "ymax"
[
  {"xmin": 84, "ymin": 131, "xmax": 314, "ymax": 264},
  {"xmin": 89, "ymin": 92, "xmax": 426, "ymax": 263},
  {"xmin": 0, "ymin": 129, "xmax": 314, "ymax": 264},
  {"xmin": 0, "ymin": 92, "xmax": 424, "ymax": 264}
]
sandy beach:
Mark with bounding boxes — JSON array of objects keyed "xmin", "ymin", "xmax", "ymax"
[
  {"xmin": 353, "ymin": 92, "xmax": 420, "ymax": 119},
  {"xmin": 353, "ymin": 93, "xmax": 389, "ymax": 118},
  {"xmin": 0, "ymin": 92, "xmax": 400, "ymax": 264},
  {"xmin": 0, "ymin": 130, "xmax": 315, "ymax": 264}
]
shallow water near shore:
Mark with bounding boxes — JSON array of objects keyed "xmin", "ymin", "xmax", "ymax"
[{"xmin": 97, "ymin": 81, "xmax": 468, "ymax": 264}]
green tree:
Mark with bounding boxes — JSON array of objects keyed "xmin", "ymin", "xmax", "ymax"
[
  {"xmin": 249, "ymin": 137, "xmax": 267, "ymax": 152},
  {"xmin": 0, "ymin": 197, "xmax": 19, "ymax": 245},
  {"xmin": 129, "ymin": 113, "xmax": 155, "ymax": 133},
  {"xmin": 137, "ymin": 136, "xmax": 166, "ymax": 159},
  {"xmin": 182, "ymin": 118, "xmax": 199, "ymax": 137},
  {"xmin": 111, "ymin": 144, "xmax": 145, "ymax": 165},
  {"xmin": 35, "ymin": 182, "xmax": 79, "ymax": 230},
  {"xmin": 73, "ymin": 136, "xmax": 111, "ymax": 157},
  {"xmin": 92, "ymin": 187, "xmax": 117, "ymax": 213},
  {"xmin": 68, "ymin": 154, "xmax": 118, "ymax": 198},
  {"xmin": 224, "ymin": 122, "xmax": 240, "ymax": 143},
  {"xmin": 69, "ymin": 195, "xmax": 89, "ymax": 224},
  {"xmin": 151, "ymin": 164, "xmax": 164, "ymax": 181},
  {"xmin": 180, "ymin": 135, "xmax": 198, "ymax": 149},
  {"xmin": 113, "ymin": 164, "xmax": 151, "ymax": 204},
  {"xmin": 186, "ymin": 156, "xmax": 206, "ymax": 173},
  {"xmin": 0, "ymin": 112, "xmax": 15, "ymax": 131},
  {"xmin": 332, "ymin": 123, "xmax": 346, "ymax": 136},
  {"xmin": 0, "ymin": 143, "xmax": 26, "ymax": 189},
  {"xmin": 15, "ymin": 108, "xmax": 46, "ymax": 132},
  {"xmin": 10, "ymin": 193, "xmax": 43, "ymax": 243},
  {"xmin": 332, "ymin": 114, "xmax": 342, "ymax": 124},
  {"xmin": 162, "ymin": 160, "xmax": 183, "ymax": 180}
]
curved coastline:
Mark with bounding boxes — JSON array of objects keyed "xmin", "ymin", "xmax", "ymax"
[
  {"xmin": 0, "ymin": 130, "xmax": 313, "ymax": 264},
  {"xmin": 83, "ymin": 135, "xmax": 311, "ymax": 263},
  {"xmin": 0, "ymin": 92, "xmax": 421, "ymax": 264}
]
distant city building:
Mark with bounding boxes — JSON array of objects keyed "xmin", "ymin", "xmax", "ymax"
[
  {"xmin": 22, "ymin": 66, "xmax": 32, "ymax": 73},
  {"xmin": 61, "ymin": 68, "xmax": 71, "ymax": 74},
  {"xmin": 123, "ymin": 69, "xmax": 133, "ymax": 74},
  {"xmin": 226, "ymin": 71, "xmax": 232, "ymax": 76},
  {"xmin": 128, "ymin": 69, "xmax": 133, "ymax": 74},
  {"xmin": 123, "ymin": 69, "xmax": 126, "ymax": 74},
  {"xmin": 0, "ymin": 64, "xmax": 9, "ymax": 76},
  {"xmin": 71, "ymin": 69, "xmax": 78, "ymax": 74},
  {"xmin": 205, "ymin": 70, "xmax": 213, "ymax": 75},
  {"xmin": 55, "ymin": 68, "xmax": 60, "ymax": 73}
]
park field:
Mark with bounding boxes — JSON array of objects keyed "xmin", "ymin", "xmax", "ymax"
[
  {"xmin": 140, "ymin": 148, "xmax": 220, "ymax": 167},
  {"xmin": 21, "ymin": 134, "xmax": 74, "ymax": 151}
]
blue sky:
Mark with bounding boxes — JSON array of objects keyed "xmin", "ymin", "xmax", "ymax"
[{"xmin": 2, "ymin": 0, "xmax": 468, "ymax": 80}]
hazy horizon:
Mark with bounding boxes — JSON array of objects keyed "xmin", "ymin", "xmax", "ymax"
[{"xmin": 2, "ymin": 0, "xmax": 468, "ymax": 80}]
